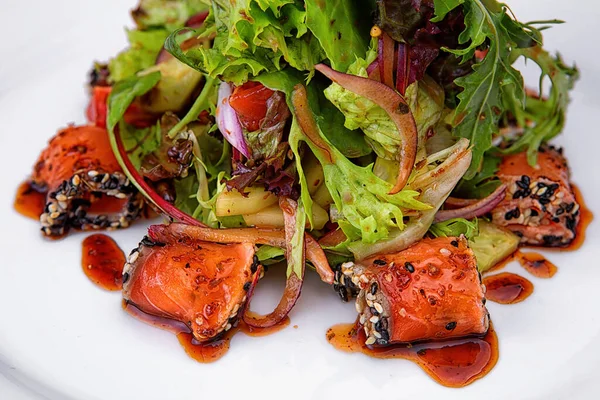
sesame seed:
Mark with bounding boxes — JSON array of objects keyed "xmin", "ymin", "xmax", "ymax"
[
  {"xmin": 365, "ymin": 336, "xmax": 376, "ymax": 345},
  {"xmin": 374, "ymin": 302, "xmax": 383, "ymax": 314},
  {"xmin": 440, "ymin": 248, "xmax": 451, "ymax": 256}
]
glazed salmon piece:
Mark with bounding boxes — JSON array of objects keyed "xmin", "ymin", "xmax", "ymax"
[
  {"xmin": 338, "ymin": 236, "xmax": 488, "ymax": 345},
  {"xmin": 491, "ymin": 146, "xmax": 580, "ymax": 246},
  {"xmin": 29, "ymin": 125, "xmax": 144, "ymax": 236},
  {"xmin": 122, "ymin": 225, "xmax": 260, "ymax": 342}
]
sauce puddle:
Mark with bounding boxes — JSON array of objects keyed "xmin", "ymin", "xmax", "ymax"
[
  {"xmin": 124, "ymin": 302, "xmax": 289, "ymax": 363},
  {"xmin": 81, "ymin": 234, "xmax": 125, "ymax": 291},
  {"xmin": 490, "ymin": 250, "xmax": 558, "ymax": 279},
  {"xmin": 14, "ymin": 181, "xmax": 46, "ymax": 220},
  {"xmin": 483, "ymin": 272, "xmax": 533, "ymax": 304},
  {"xmin": 326, "ymin": 321, "xmax": 498, "ymax": 388}
]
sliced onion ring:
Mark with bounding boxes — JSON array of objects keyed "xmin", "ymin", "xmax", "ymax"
[
  {"xmin": 434, "ymin": 184, "xmax": 508, "ymax": 223},
  {"xmin": 314, "ymin": 63, "xmax": 417, "ymax": 194},
  {"xmin": 444, "ymin": 197, "xmax": 479, "ymax": 208},
  {"xmin": 216, "ymin": 82, "xmax": 251, "ymax": 158},
  {"xmin": 378, "ymin": 32, "xmax": 395, "ymax": 88},
  {"xmin": 243, "ymin": 197, "xmax": 305, "ymax": 328},
  {"xmin": 148, "ymin": 223, "xmax": 333, "ymax": 284}
]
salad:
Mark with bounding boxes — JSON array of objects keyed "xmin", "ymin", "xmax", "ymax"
[{"xmin": 15, "ymin": 0, "xmax": 589, "ymax": 387}]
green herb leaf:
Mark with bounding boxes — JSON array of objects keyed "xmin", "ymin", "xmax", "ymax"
[
  {"xmin": 106, "ymin": 71, "xmax": 161, "ymax": 133},
  {"xmin": 503, "ymin": 47, "xmax": 578, "ymax": 164},
  {"xmin": 305, "ymin": 0, "xmax": 371, "ymax": 71},
  {"xmin": 132, "ymin": 0, "xmax": 208, "ymax": 31},
  {"xmin": 429, "ymin": 217, "xmax": 479, "ymax": 239}
]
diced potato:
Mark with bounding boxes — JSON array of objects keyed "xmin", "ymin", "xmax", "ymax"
[
  {"xmin": 469, "ymin": 220, "xmax": 520, "ymax": 273},
  {"xmin": 313, "ymin": 184, "xmax": 334, "ymax": 210},
  {"xmin": 303, "ymin": 153, "xmax": 324, "ymax": 195},
  {"xmin": 243, "ymin": 202, "xmax": 329, "ymax": 230},
  {"xmin": 215, "ymin": 187, "xmax": 278, "ymax": 217}
]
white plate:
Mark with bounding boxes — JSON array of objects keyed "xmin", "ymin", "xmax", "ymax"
[{"xmin": 1, "ymin": 1, "xmax": 599, "ymax": 399}]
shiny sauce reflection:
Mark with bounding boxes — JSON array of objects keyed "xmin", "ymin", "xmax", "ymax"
[{"xmin": 326, "ymin": 321, "xmax": 498, "ymax": 388}]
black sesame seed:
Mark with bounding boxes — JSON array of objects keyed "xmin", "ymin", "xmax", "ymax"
[
  {"xmin": 566, "ymin": 203, "xmax": 575, "ymax": 212},
  {"xmin": 243, "ymin": 282, "xmax": 251, "ymax": 291},
  {"xmin": 370, "ymin": 307, "xmax": 379, "ymax": 316},
  {"xmin": 445, "ymin": 321, "xmax": 457, "ymax": 330},
  {"xmin": 373, "ymin": 259, "xmax": 387, "ymax": 266},
  {"xmin": 404, "ymin": 262, "xmax": 415, "ymax": 273},
  {"xmin": 122, "ymin": 272, "xmax": 130, "ymax": 284},
  {"xmin": 185, "ymin": 263, "xmax": 191, "ymax": 269},
  {"xmin": 370, "ymin": 282, "xmax": 378, "ymax": 295},
  {"xmin": 539, "ymin": 197, "xmax": 550, "ymax": 205},
  {"xmin": 380, "ymin": 330, "xmax": 390, "ymax": 341},
  {"xmin": 450, "ymin": 240, "xmax": 459, "ymax": 248}
]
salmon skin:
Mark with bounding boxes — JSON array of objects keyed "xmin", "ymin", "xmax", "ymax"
[
  {"xmin": 122, "ymin": 224, "xmax": 260, "ymax": 342},
  {"xmin": 491, "ymin": 146, "xmax": 580, "ymax": 246},
  {"xmin": 29, "ymin": 125, "xmax": 144, "ymax": 237},
  {"xmin": 337, "ymin": 236, "xmax": 489, "ymax": 345}
]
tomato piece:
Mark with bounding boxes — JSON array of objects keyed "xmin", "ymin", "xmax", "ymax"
[
  {"xmin": 229, "ymin": 82, "xmax": 274, "ymax": 131},
  {"xmin": 86, "ymin": 86, "xmax": 156, "ymax": 128}
]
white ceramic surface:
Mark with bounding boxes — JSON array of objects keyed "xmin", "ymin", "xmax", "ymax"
[{"xmin": 1, "ymin": 1, "xmax": 599, "ymax": 399}]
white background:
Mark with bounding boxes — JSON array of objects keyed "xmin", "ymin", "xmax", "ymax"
[{"xmin": 0, "ymin": 0, "xmax": 599, "ymax": 399}]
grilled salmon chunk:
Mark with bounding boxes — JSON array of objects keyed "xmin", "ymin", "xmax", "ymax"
[
  {"xmin": 491, "ymin": 146, "xmax": 580, "ymax": 246},
  {"xmin": 338, "ymin": 237, "xmax": 489, "ymax": 345},
  {"xmin": 122, "ymin": 224, "xmax": 260, "ymax": 342},
  {"xmin": 30, "ymin": 125, "xmax": 144, "ymax": 236}
]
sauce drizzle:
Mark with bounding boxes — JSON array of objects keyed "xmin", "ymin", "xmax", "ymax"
[
  {"xmin": 124, "ymin": 302, "xmax": 289, "ymax": 363},
  {"xmin": 483, "ymin": 272, "xmax": 533, "ymax": 304},
  {"xmin": 14, "ymin": 181, "xmax": 46, "ymax": 220},
  {"xmin": 81, "ymin": 234, "xmax": 125, "ymax": 291},
  {"xmin": 326, "ymin": 321, "xmax": 498, "ymax": 388},
  {"xmin": 487, "ymin": 250, "xmax": 557, "ymax": 279}
]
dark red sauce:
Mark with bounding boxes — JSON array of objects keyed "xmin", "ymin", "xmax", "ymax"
[
  {"xmin": 483, "ymin": 272, "xmax": 533, "ymax": 304},
  {"xmin": 124, "ymin": 302, "xmax": 289, "ymax": 363},
  {"xmin": 488, "ymin": 250, "xmax": 557, "ymax": 279},
  {"xmin": 326, "ymin": 321, "xmax": 498, "ymax": 388},
  {"xmin": 14, "ymin": 181, "xmax": 46, "ymax": 220},
  {"xmin": 515, "ymin": 251, "xmax": 557, "ymax": 278},
  {"xmin": 81, "ymin": 234, "xmax": 125, "ymax": 291}
]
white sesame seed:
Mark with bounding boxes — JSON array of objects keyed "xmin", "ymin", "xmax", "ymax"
[
  {"xmin": 195, "ymin": 317, "xmax": 204, "ymax": 326},
  {"xmin": 50, "ymin": 212, "xmax": 60, "ymax": 219},
  {"xmin": 373, "ymin": 331, "xmax": 382, "ymax": 339},
  {"xmin": 374, "ymin": 303, "xmax": 384, "ymax": 314},
  {"xmin": 439, "ymin": 248, "xmax": 451, "ymax": 256},
  {"xmin": 115, "ymin": 193, "xmax": 127, "ymax": 199},
  {"xmin": 88, "ymin": 170, "xmax": 98, "ymax": 177},
  {"xmin": 365, "ymin": 336, "xmax": 376, "ymax": 345},
  {"xmin": 360, "ymin": 274, "xmax": 369, "ymax": 283},
  {"xmin": 366, "ymin": 292, "xmax": 375, "ymax": 301},
  {"xmin": 101, "ymin": 174, "xmax": 110, "ymax": 183},
  {"xmin": 72, "ymin": 175, "xmax": 80, "ymax": 186},
  {"xmin": 369, "ymin": 315, "xmax": 379, "ymax": 323},
  {"xmin": 55, "ymin": 194, "xmax": 67, "ymax": 202},
  {"xmin": 355, "ymin": 301, "xmax": 362, "ymax": 313},
  {"xmin": 399, "ymin": 308, "xmax": 407, "ymax": 317},
  {"xmin": 225, "ymin": 323, "xmax": 232, "ymax": 331},
  {"xmin": 128, "ymin": 251, "xmax": 139, "ymax": 264}
]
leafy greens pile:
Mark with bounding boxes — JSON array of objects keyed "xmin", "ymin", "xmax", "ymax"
[{"xmin": 104, "ymin": 0, "xmax": 577, "ymax": 261}]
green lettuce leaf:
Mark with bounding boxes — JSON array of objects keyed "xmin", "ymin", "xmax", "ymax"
[
  {"xmin": 305, "ymin": 0, "xmax": 371, "ymax": 71},
  {"xmin": 132, "ymin": 0, "xmax": 208, "ymax": 30},
  {"xmin": 106, "ymin": 71, "xmax": 161, "ymax": 133},
  {"xmin": 165, "ymin": 0, "xmax": 325, "ymax": 84},
  {"xmin": 428, "ymin": 217, "xmax": 479, "ymax": 239},
  {"xmin": 109, "ymin": 28, "xmax": 170, "ymax": 82},
  {"xmin": 323, "ymin": 41, "xmax": 405, "ymax": 160}
]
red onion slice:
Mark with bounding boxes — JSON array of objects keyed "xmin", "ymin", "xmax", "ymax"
[
  {"xmin": 314, "ymin": 63, "xmax": 417, "ymax": 194},
  {"xmin": 395, "ymin": 42, "xmax": 409, "ymax": 95},
  {"xmin": 434, "ymin": 184, "xmax": 508, "ymax": 223},
  {"xmin": 243, "ymin": 197, "xmax": 304, "ymax": 328},
  {"xmin": 366, "ymin": 60, "xmax": 380, "ymax": 81},
  {"xmin": 216, "ymin": 82, "xmax": 251, "ymax": 158},
  {"xmin": 378, "ymin": 32, "xmax": 395, "ymax": 88}
]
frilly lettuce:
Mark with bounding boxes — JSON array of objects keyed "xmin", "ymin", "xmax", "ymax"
[{"xmin": 132, "ymin": 0, "xmax": 208, "ymax": 30}]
